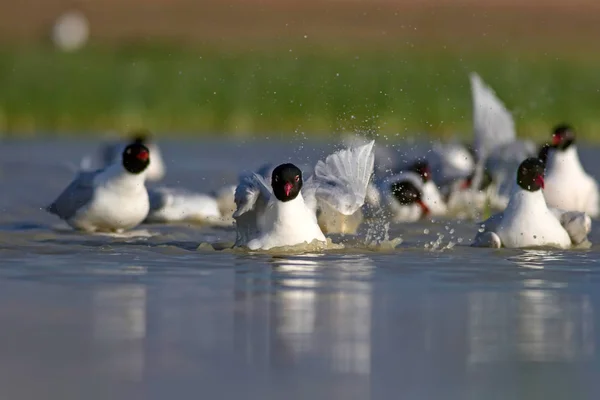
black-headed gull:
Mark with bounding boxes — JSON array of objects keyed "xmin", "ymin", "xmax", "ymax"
[
  {"xmin": 472, "ymin": 158, "xmax": 591, "ymax": 249},
  {"xmin": 404, "ymin": 160, "xmax": 447, "ymax": 216},
  {"xmin": 366, "ymin": 171, "xmax": 430, "ymax": 223},
  {"xmin": 543, "ymin": 124, "xmax": 599, "ymax": 218},
  {"xmin": 85, "ymin": 130, "xmax": 166, "ymax": 182},
  {"xmin": 47, "ymin": 142, "xmax": 151, "ymax": 232},
  {"xmin": 233, "ymin": 141, "xmax": 375, "ymax": 250}
]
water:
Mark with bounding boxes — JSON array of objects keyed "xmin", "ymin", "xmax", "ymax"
[{"xmin": 1, "ymin": 138, "xmax": 600, "ymax": 399}]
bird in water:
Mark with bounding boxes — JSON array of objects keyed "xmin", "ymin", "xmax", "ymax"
[
  {"xmin": 542, "ymin": 124, "xmax": 599, "ymax": 218},
  {"xmin": 233, "ymin": 141, "xmax": 374, "ymax": 250},
  {"xmin": 47, "ymin": 142, "xmax": 151, "ymax": 232},
  {"xmin": 81, "ymin": 129, "xmax": 166, "ymax": 182},
  {"xmin": 472, "ymin": 157, "xmax": 591, "ymax": 249}
]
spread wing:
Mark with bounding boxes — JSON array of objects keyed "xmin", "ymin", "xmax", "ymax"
[
  {"xmin": 549, "ymin": 208, "xmax": 592, "ymax": 245},
  {"xmin": 303, "ymin": 140, "xmax": 375, "ymax": 215},
  {"xmin": 471, "ymin": 72, "xmax": 516, "ymax": 161},
  {"xmin": 46, "ymin": 170, "xmax": 99, "ymax": 220},
  {"xmin": 233, "ymin": 172, "xmax": 272, "ymax": 246}
]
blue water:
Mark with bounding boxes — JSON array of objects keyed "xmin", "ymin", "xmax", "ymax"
[{"xmin": 1, "ymin": 138, "xmax": 600, "ymax": 399}]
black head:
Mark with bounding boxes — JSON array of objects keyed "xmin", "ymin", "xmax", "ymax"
[
  {"xmin": 551, "ymin": 124, "xmax": 575, "ymax": 151},
  {"xmin": 538, "ymin": 143, "xmax": 551, "ymax": 165},
  {"xmin": 516, "ymin": 157, "xmax": 545, "ymax": 192},
  {"xmin": 272, "ymin": 163, "xmax": 302, "ymax": 202},
  {"xmin": 390, "ymin": 181, "xmax": 429, "ymax": 215},
  {"xmin": 122, "ymin": 143, "xmax": 150, "ymax": 174},
  {"xmin": 407, "ymin": 159, "xmax": 431, "ymax": 183}
]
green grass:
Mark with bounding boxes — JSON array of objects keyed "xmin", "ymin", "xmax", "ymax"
[{"xmin": 2, "ymin": 44, "xmax": 600, "ymax": 140}]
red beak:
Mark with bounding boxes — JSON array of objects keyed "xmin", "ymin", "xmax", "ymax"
[
  {"xmin": 534, "ymin": 175, "xmax": 545, "ymax": 189},
  {"xmin": 418, "ymin": 200, "xmax": 430, "ymax": 216},
  {"xmin": 460, "ymin": 178, "xmax": 472, "ymax": 190},
  {"xmin": 551, "ymin": 134, "xmax": 561, "ymax": 146},
  {"xmin": 284, "ymin": 182, "xmax": 293, "ymax": 197},
  {"xmin": 137, "ymin": 150, "xmax": 149, "ymax": 161}
]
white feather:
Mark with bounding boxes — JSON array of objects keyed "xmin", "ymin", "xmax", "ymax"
[
  {"xmin": 544, "ymin": 146, "xmax": 599, "ymax": 218},
  {"xmin": 470, "ymin": 72, "xmax": 516, "ymax": 160},
  {"xmin": 304, "ymin": 140, "xmax": 375, "ymax": 216},
  {"xmin": 472, "ymin": 185, "xmax": 583, "ymax": 249},
  {"xmin": 233, "ymin": 172, "xmax": 272, "ymax": 247},
  {"xmin": 145, "ymin": 187, "xmax": 222, "ymax": 223}
]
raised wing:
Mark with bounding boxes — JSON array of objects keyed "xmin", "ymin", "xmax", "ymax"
[
  {"xmin": 233, "ymin": 172, "xmax": 272, "ymax": 246},
  {"xmin": 46, "ymin": 170, "xmax": 98, "ymax": 220},
  {"xmin": 304, "ymin": 140, "xmax": 375, "ymax": 215},
  {"xmin": 471, "ymin": 72, "xmax": 516, "ymax": 161}
]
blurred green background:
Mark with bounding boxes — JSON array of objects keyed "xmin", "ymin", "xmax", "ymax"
[{"xmin": 1, "ymin": 0, "xmax": 600, "ymax": 139}]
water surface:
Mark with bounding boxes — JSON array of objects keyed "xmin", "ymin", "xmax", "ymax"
[{"xmin": 1, "ymin": 138, "xmax": 600, "ymax": 400}]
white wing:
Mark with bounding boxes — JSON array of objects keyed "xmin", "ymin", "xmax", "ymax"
[
  {"xmin": 471, "ymin": 72, "xmax": 516, "ymax": 160},
  {"xmin": 549, "ymin": 208, "xmax": 592, "ymax": 245},
  {"xmin": 341, "ymin": 133, "xmax": 397, "ymax": 176},
  {"xmin": 233, "ymin": 172, "xmax": 272, "ymax": 246},
  {"xmin": 427, "ymin": 142, "xmax": 475, "ymax": 184},
  {"xmin": 471, "ymin": 211, "xmax": 504, "ymax": 247},
  {"xmin": 303, "ymin": 140, "xmax": 375, "ymax": 215},
  {"xmin": 146, "ymin": 187, "xmax": 221, "ymax": 223}
]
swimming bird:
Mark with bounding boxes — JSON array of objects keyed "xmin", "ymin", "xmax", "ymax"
[
  {"xmin": 543, "ymin": 124, "xmax": 599, "ymax": 218},
  {"xmin": 233, "ymin": 141, "xmax": 375, "ymax": 250},
  {"xmin": 404, "ymin": 160, "xmax": 447, "ymax": 216},
  {"xmin": 84, "ymin": 129, "xmax": 166, "ymax": 182},
  {"xmin": 145, "ymin": 187, "xmax": 228, "ymax": 225},
  {"xmin": 472, "ymin": 158, "xmax": 591, "ymax": 249},
  {"xmin": 366, "ymin": 171, "xmax": 430, "ymax": 223},
  {"xmin": 47, "ymin": 142, "xmax": 151, "ymax": 232}
]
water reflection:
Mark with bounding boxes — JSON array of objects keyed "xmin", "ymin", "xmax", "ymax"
[
  {"xmin": 92, "ymin": 280, "xmax": 147, "ymax": 381},
  {"xmin": 468, "ymin": 256, "xmax": 595, "ymax": 365},
  {"xmin": 270, "ymin": 255, "xmax": 374, "ymax": 375},
  {"xmin": 507, "ymin": 249, "xmax": 566, "ymax": 270}
]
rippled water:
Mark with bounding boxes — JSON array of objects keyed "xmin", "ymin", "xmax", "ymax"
[{"xmin": 1, "ymin": 138, "xmax": 600, "ymax": 399}]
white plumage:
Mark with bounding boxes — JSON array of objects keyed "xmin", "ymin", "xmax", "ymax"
[
  {"xmin": 473, "ymin": 186, "xmax": 591, "ymax": 249},
  {"xmin": 544, "ymin": 146, "xmax": 599, "ymax": 218},
  {"xmin": 47, "ymin": 164, "xmax": 149, "ymax": 232},
  {"xmin": 145, "ymin": 187, "xmax": 224, "ymax": 224},
  {"xmin": 233, "ymin": 141, "xmax": 375, "ymax": 250}
]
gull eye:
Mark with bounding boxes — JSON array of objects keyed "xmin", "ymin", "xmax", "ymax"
[{"xmin": 294, "ymin": 175, "xmax": 300, "ymax": 182}]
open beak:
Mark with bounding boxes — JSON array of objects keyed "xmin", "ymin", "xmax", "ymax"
[
  {"xmin": 534, "ymin": 174, "xmax": 545, "ymax": 189},
  {"xmin": 418, "ymin": 200, "xmax": 430, "ymax": 216},
  {"xmin": 284, "ymin": 182, "xmax": 293, "ymax": 197}
]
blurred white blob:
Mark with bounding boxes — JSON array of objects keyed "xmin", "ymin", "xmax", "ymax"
[{"xmin": 52, "ymin": 10, "xmax": 90, "ymax": 52}]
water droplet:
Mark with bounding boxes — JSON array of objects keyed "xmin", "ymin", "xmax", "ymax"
[{"xmin": 423, "ymin": 228, "xmax": 430, "ymax": 234}]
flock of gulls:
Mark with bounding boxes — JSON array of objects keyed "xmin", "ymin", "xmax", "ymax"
[{"xmin": 45, "ymin": 73, "xmax": 598, "ymax": 251}]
